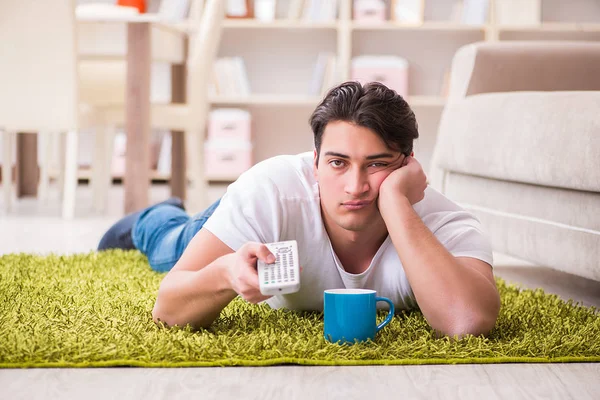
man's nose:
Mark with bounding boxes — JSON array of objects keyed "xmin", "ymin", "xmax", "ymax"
[{"xmin": 344, "ymin": 167, "xmax": 369, "ymax": 196}]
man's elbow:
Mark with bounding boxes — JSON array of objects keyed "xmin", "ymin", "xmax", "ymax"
[
  {"xmin": 446, "ymin": 291, "xmax": 501, "ymax": 338},
  {"xmin": 444, "ymin": 312, "xmax": 498, "ymax": 338},
  {"xmin": 445, "ymin": 316, "xmax": 496, "ymax": 338},
  {"xmin": 152, "ymin": 300, "xmax": 175, "ymax": 328},
  {"xmin": 151, "ymin": 294, "xmax": 214, "ymax": 330},
  {"xmin": 151, "ymin": 290, "xmax": 188, "ymax": 329},
  {"xmin": 443, "ymin": 303, "xmax": 500, "ymax": 338}
]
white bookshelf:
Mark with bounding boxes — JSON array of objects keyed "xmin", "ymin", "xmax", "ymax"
[
  {"xmin": 5, "ymin": 0, "xmax": 590, "ymax": 199},
  {"xmin": 193, "ymin": 0, "xmax": 599, "ymax": 190},
  {"xmin": 48, "ymin": 1, "xmax": 597, "ymax": 192},
  {"xmin": 51, "ymin": 0, "xmax": 597, "ymax": 191}
]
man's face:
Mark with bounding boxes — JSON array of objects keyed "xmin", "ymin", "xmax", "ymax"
[{"xmin": 313, "ymin": 121, "xmax": 404, "ymax": 233}]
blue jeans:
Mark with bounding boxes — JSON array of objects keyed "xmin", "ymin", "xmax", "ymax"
[{"xmin": 131, "ymin": 199, "xmax": 221, "ymax": 272}]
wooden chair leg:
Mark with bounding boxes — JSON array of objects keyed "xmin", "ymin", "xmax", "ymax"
[
  {"xmin": 38, "ymin": 132, "xmax": 52, "ymax": 203},
  {"xmin": 56, "ymin": 132, "xmax": 67, "ymax": 202},
  {"xmin": 184, "ymin": 129, "xmax": 208, "ymax": 213},
  {"xmin": 92, "ymin": 127, "xmax": 106, "ymax": 213},
  {"xmin": 103, "ymin": 126, "xmax": 116, "ymax": 205},
  {"xmin": 92, "ymin": 126, "xmax": 116, "ymax": 213},
  {"xmin": 61, "ymin": 130, "xmax": 78, "ymax": 219},
  {"xmin": 2, "ymin": 131, "xmax": 16, "ymax": 212}
]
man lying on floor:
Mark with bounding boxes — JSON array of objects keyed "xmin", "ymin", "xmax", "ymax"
[{"xmin": 98, "ymin": 81, "xmax": 501, "ymax": 338}]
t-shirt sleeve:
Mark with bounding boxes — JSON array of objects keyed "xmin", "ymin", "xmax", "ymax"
[
  {"xmin": 429, "ymin": 211, "xmax": 494, "ymax": 267},
  {"xmin": 416, "ymin": 188, "xmax": 494, "ymax": 267},
  {"xmin": 202, "ymin": 168, "xmax": 283, "ymax": 251}
]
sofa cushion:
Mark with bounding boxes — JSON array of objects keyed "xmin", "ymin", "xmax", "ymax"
[
  {"xmin": 443, "ymin": 172, "xmax": 600, "ymax": 281},
  {"xmin": 434, "ymin": 91, "xmax": 600, "ymax": 192},
  {"xmin": 444, "ymin": 172, "xmax": 600, "ymax": 233},
  {"xmin": 448, "ymin": 41, "xmax": 600, "ymax": 102},
  {"xmin": 472, "ymin": 206, "xmax": 599, "ymax": 282}
]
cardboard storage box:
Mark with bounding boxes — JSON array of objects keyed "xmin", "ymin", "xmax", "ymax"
[{"xmin": 351, "ymin": 55, "xmax": 409, "ymax": 97}]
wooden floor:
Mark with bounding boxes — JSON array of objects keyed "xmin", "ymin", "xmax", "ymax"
[
  {"xmin": 1, "ymin": 184, "xmax": 599, "ymax": 400},
  {"xmin": 1, "ymin": 363, "xmax": 599, "ymax": 400}
]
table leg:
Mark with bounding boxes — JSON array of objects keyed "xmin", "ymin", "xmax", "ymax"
[
  {"xmin": 170, "ymin": 62, "xmax": 187, "ymax": 201},
  {"xmin": 124, "ymin": 22, "xmax": 151, "ymax": 213},
  {"xmin": 16, "ymin": 133, "xmax": 38, "ymax": 198}
]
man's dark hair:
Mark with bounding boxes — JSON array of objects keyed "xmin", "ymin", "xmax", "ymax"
[{"xmin": 309, "ymin": 81, "xmax": 419, "ymax": 164}]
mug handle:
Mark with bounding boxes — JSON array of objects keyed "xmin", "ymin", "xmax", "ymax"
[{"xmin": 375, "ymin": 297, "xmax": 395, "ymax": 333}]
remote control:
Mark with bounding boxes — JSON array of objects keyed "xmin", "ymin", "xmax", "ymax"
[{"xmin": 257, "ymin": 240, "xmax": 300, "ymax": 296}]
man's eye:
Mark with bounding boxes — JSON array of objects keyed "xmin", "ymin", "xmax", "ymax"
[
  {"xmin": 369, "ymin": 163, "xmax": 387, "ymax": 168},
  {"xmin": 329, "ymin": 160, "xmax": 345, "ymax": 168}
]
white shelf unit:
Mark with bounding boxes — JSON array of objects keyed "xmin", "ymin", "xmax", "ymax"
[
  {"xmin": 62, "ymin": 0, "xmax": 599, "ymax": 188},
  {"xmin": 202, "ymin": 0, "xmax": 599, "ymax": 189},
  {"xmin": 206, "ymin": 1, "xmax": 476, "ymax": 183},
  {"xmin": 26, "ymin": 1, "xmax": 598, "ymax": 189}
]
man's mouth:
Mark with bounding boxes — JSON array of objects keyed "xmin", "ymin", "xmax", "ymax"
[{"xmin": 341, "ymin": 200, "xmax": 372, "ymax": 210}]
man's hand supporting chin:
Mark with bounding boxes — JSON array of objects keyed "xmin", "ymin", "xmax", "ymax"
[{"xmin": 377, "ymin": 156, "xmax": 501, "ymax": 338}]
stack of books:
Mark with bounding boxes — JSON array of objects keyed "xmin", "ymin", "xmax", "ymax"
[
  {"xmin": 310, "ymin": 52, "xmax": 337, "ymax": 96},
  {"xmin": 287, "ymin": 0, "xmax": 338, "ymax": 21},
  {"xmin": 457, "ymin": 0, "xmax": 489, "ymax": 25},
  {"xmin": 495, "ymin": 0, "xmax": 541, "ymax": 26},
  {"xmin": 351, "ymin": 55, "xmax": 409, "ymax": 97},
  {"xmin": 209, "ymin": 57, "xmax": 251, "ymax": 97}
]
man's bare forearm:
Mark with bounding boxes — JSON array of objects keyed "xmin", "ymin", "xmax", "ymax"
[
  {"xmin": 381, "ymin": 196, "xmax": 500, "ymax": 337},
  {"xmin": 152, "ymin": 255, "xmax": 238, "ymax": 330}
]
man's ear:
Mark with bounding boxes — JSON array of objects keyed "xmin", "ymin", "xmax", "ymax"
[{"xmin": 410, "ymin": 151, "xmax": 414, "ymax": 157}]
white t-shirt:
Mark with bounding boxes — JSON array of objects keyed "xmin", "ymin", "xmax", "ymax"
[{"xmin": 203, "ymin": 152, "xmax": 493, "ymax": 312}]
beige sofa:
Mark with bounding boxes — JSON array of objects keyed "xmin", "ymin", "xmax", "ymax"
[{"xmin": 429, "ymin": 41, "xmax": 600, "ymax": 282}]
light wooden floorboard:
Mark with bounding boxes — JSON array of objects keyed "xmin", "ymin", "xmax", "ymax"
[
  {"xmin": 1, "ymin": 364, "xmax": 599, "ymax": 400},
  {"xmin": 1, "ymin": 183, "xmax": 598, "ymax": 400}
]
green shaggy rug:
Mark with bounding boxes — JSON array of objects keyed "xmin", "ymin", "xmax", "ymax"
[{"xmin": 1, "ymin": 251, "xmax": 599, "ymax": 368}]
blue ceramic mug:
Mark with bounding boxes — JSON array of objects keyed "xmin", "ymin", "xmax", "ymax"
[{"xmin": 323, "ymin": 288, "xmax": 395, "ymax": 344}]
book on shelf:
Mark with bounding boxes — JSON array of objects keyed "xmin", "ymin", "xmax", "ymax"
[
  {"xmin": 254, "ymin": 0, "xmax": 277, "ymax": 22},
  {"xmin": 449, "ymin": 0, "xmax": 463, "ymax": 23},
  {"xmin": 295, "ymin": 0, "xmax": 338, "ymax": 22},
  {"xmin": 226, "ymin": 0, "xmax": 253, "ymax": 18},
  {"xmin": 210, "ymin": 57, "xmax": 251, "ymax": 97},
  {"xmin": 354, "ymin": 0, "xmax": 386, "ymax": 22},
  {"xmin": 461, "ymin": 0, "xmax": 489, "ymax": 25},
  {"xmin": 391, "ymin": 0, "xmax": 424, "ymax": 24},
  {"xmin": 310, "ymin": 52, "xmax": 337, "ymax": 96},
  {"xmin": 351, "ymin": 55, "xmax": 409, "ymax": 98},
  {"xmin": 157, "ymin": 0, "xmax": 190, "ymax": 22},
  {"xmin": 494, "ymin": 0, "xmax": 541, "ymax": 26},
  {"xmin": 287, "ymin": 0, "xmax": 305, "ymax": 20}
]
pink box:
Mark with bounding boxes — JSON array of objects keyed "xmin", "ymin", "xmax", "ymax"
[
  {"xmin": 353, "ymin": 0, "xmax": 386, "ymax": 22},
  {"xmin": 204, "ymin": 139, "xmax": 253, "ymax": 181},
  {"xmin": 208, "ymin": 108, "xmax": 251, "ymax": 141},
  {"xmin": 351, "ymin": 56, "xmax": 409, "ymax": 97}
]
